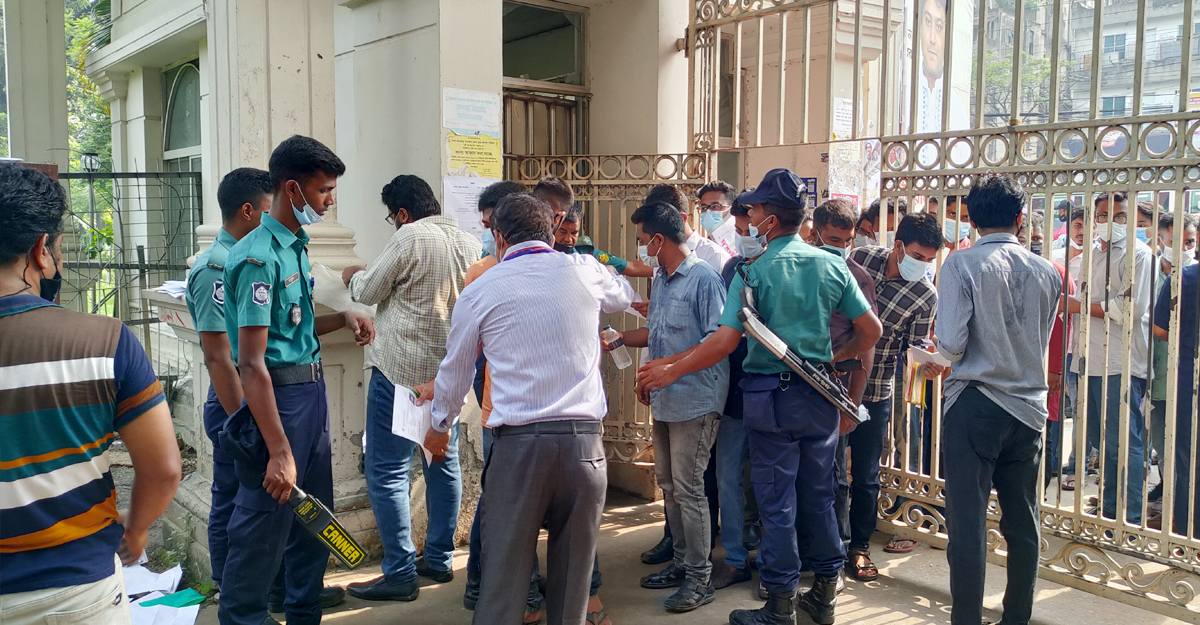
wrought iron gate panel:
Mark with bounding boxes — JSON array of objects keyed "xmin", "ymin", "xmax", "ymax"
[{"xmin": 505, "ymin": 154, "xmax": 711, "ymax": 463}]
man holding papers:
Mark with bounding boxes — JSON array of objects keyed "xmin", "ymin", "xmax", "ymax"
[{"xmin": 343, "ymin": 174, "xmax": 481, "ymax": 601}]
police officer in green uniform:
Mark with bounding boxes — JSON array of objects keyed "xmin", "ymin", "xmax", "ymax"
[
  {"xmin": 639, "ymin": 169, "xmax": 882, "ymax": 625},
  {"xmin": 185, "ymin": 168, "xmax": 271, "ymax": 593},
  {"xmin": 550, "ymin": 204, "xmax": 633, "ymax": 275},
  {"xmin": 217, "ymin": 135, "xmax": 374, "ymax": 625}
]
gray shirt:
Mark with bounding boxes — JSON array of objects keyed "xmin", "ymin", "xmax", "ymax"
[{"xmin": 937, "ymin": 233, "xmax": 1064, "ymax": 432}]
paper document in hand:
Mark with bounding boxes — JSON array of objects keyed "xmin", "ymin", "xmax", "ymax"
[
  {"xmin": 391, "ymin": 384, "xmax": 434, "ymax": 464},
  {"xmin": 908, "ymin": 346, "xmax": 952, "ymax": 368}
]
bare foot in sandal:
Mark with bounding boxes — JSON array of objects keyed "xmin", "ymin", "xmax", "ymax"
[
  {"xmin": 883, "ymin": 536, "xmax": 917, "ymax": 553},
  {"xmin": 587, "ymin": 595, "xmax": 613, "ymax": 625},
  {"xmin": 848, "ymin": 550, "xmax": 879, "ymax": 581}
]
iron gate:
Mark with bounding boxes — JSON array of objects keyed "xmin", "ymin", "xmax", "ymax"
[{"xmin": 688, "ymin": 0, "xmax": 1200, "ymax": 619}]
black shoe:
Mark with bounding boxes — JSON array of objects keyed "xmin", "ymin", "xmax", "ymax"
[
  {"xmin": 267, "ymin": 586, "xmax": 346, "ymax": 613},
  {"xmin": 346, "ymin": 575, "xmax": 419, "ymax": 602},
  {"xmin": 797, "ymin": 574, "xmax": 838, "ymax": 625},
  {"xmin": 743, "ymin": 524, "xmax": 762, "ymax": 552},
  {"xmin": 664, "ymin": 578, "xmax": 715, "ymax": 613},
  {"xmin": 640, "ymin": 563, "xmax": 686, "ymax": 589},
  {"xmin": 729, "ymin": 591, "xmax": 797, "ymax": 625},
  {"xmin": 641, "ymin": 535, "xmax": 674, "ymax": 565},
  {"xmin": 415, "ymin": 556, "xmax": 454, "ymax": 583},
  {"xmin": 711, "ymin": 564, "xmax": 752, "ymax": 589},
  {"xmin": 463, "ymin": 581, "xmax": 479, "ymax": 610}
]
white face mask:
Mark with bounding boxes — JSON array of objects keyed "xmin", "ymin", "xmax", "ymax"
[
  {"xmin": 638, "ymin": 240, "xmax": 660, "ymax": 269},
  {"xmin": 898, "ymin": 248, "xmax": 931, "ymax": 282},
  {"xmin": 736, "ymin": 234, "xmax": 766, "ymax": 259},
  {"xmin": 1069, "ymin": 237, "xmax": 1084, "ymax": 250},
  {"xmin": 816, "ymin": 233, "xmax": 852, "ymax": 259},
  {"xmin": 289, "ymin": 181, "xmax": 323, "ymax": 226},
  {"xmin": 1096, "ymin": 222, "xmax": 1126, "ymax": 243},
  {"xmin": 854, "ymin": 234, "xmax": 877, "ymax": 248},
  {"xmin": 1164, "ymin": 246, "xmax": 1197, "ymax": 267}
]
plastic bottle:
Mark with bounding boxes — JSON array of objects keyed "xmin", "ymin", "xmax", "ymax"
[{"xmin": 601, "ymin": 325, "xmax": 632, "ymax": 369}]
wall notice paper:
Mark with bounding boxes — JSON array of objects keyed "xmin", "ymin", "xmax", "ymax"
[
  {"xmin": 446, "ymin": 132, "xmax": 502, "ymax": 179},
  {"xmin": 123, "ymin": 563, "xmax": 182, "ymax": 597},
  {"xmin": 443, "ymin": 88, "xmax": 501, "ymax": 135},
  {"xmin": 443, "ymin": 176, "xmax": 500, "ymax": 241},
  {"xmin": 832, "ymin": 97, "xmax": 854, "ymax": 140},
  {"xmin": 392, "ymin": 385, "xmax": 434, "ymax": 464}
]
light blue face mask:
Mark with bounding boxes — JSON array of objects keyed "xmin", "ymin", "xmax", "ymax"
[
  {"xmin": 481, "ymin": 229, "xmax": 497, "ymax": 258},
  {"xmin": 1136, "ymin": 227, "xmax": 1150, "ymax": 244},
  {"xmin": 290, "ymin": 182, "xmax": 323, "ymax": 226},
  {"xmin": 700, "ymin": 210, "xmax": 727, "ymax": 235},
  {"xmin": 736, "ymin": 234, "xmax": 765, "ymax": 259},
  {"xmin": 749, "ymin": 216, "xmax": 774, "ymax": 246},
  {"xmin": 943, "ymin": 221, "xmax": 971, "ymax": 243}
]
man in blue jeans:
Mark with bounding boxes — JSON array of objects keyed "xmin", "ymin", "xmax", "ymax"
[
  {"xmin": 1066, "ymin": 191, "xmax": 1154, "ymax": 524},
  {"xmin": 344, "ymin": 175, "xmax": 481, "ymax": 601}
]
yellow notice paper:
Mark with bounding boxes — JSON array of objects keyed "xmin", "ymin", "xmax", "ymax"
[{"xmin": 446, "ymin": 132, "xmax": 502, "ymax": 179}]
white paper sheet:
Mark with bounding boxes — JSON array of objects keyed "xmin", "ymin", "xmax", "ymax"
[
  {"xmin": 624, "ymin": 291, "xmax": 646, "ymax": 320},
  {"xmin": 707, "ymin": 219, "xmax": 739, "ymax": 258},
  {"xmin": 391, "ymin": 384, "xmax": 434, "ymax": 464},
  {"xmin": 151, "ymin": 281, "xmax": 188, "ymax": 299},
  {"xmin": 443, "ymin": 176, "xmax": 500, "ymax": 242},
  {"xmin": 122, "ymin": 564, "xmax": 182, "ymax": 597},
  {"xmin": 908, "ymin": 346, "xmax": 952, "ymax": 368},
  {"xmin": 130, "ymin": 603, "xmax": 200, "ymax": 625}
]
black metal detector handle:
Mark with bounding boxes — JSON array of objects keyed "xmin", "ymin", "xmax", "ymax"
[{"xmin": 287, "ymin": 486, "xmax": 367, "ymax": 569}]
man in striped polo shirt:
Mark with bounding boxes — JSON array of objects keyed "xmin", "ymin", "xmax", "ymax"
[{"xmin": 0, "ymin": 163, "xmax": 182, "ymax": 624}]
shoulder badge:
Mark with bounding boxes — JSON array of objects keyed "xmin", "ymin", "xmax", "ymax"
[
  {"xmin": 212, "ymin": 280, "xmax": 225, "ymax": 306},
  {"xmin": 283, "ymin": 272, "xmax": 300, "ymax": 288},
  {"xmin": 597, "ymin": 252, "xmax": 611, "ymax": 264},
  {"xmin": 246, "ymin": 257, "xmax": 266, "ymax": 267},
  {"xmin": 251, "ymin": 281, "xmax": 271, "ymax": 306}
]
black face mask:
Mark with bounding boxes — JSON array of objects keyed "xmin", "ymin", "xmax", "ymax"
[
  {"xmin": 553, "ymin": 242, "xmax": 574, "ymax": 253},
  {"xmin": 40, "ymin": 270, "xmax": 63, "ymax": 303},
  {"xmin": 1030, "ymin": 243, "xmax": 1043, "ymax": 256}
]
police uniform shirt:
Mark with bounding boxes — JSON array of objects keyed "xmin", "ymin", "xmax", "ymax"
[
  {"xmin": 186, "ymin": 228, "xmax": 238, "ymax": 333},
  {"xmin": 719, "ymin": 234, "xmax": 871, "ymax": 373},
  {"xmin": 222, "ymin": 214, "xmax": 320, "ymax": 367}
]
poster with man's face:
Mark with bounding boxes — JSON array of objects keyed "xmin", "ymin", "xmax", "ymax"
[{"xmin": 910, "ymin": 0, "xmax": 971, "ymax": 166}]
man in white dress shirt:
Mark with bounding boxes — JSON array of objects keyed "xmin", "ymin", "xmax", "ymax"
[
  {"xmin": 424, "ymin": 193, "xmax": 635, "ymax": 625},
  {"xmin": 915, "ymin": 0, "xmax": 969, "ymax": 166}
]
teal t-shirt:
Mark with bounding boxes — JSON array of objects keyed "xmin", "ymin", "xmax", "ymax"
[
  {"xmin": 185, "ymin": 228, "xmax": 238, "ymax": 333},
  {"xmin": 222, "ymin": 214, "xmax": 320, "ymax": 368},
  {"xmin": 719, "ymin": 234, "xmax": 871, "ymax": 373}
]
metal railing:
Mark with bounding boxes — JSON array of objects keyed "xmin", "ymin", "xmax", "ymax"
[{"xmin": 59, "ymin": 171, "xmax": 203, "ymax": 398}]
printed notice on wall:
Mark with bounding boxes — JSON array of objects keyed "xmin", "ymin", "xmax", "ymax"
[
  {"xmin": 446, "ymin": 132, "xmax": 503, "ymax": 179},
  {"xmin": 443, "ymin": 88, "xmax": 501, "ymax": 135},
  {"xmin": 443, "ymin": 176, "xmax": 500, "ymax": 242},
  {"xmin": 832, "ymin": 97, "xmax": 854, "ymax": 140}
]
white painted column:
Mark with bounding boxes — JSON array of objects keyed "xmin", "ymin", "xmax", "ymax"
[{"xmin": 3, "ymin": 0, "xmax": 70, "ymax": 169}]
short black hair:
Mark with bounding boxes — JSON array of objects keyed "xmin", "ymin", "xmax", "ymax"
[
  {"xmin": 268, "ymin": 135, "xmax": 346, "ymax": 191},
  {"xmin": 964, "ymin": 173, "xmax": 1028, "ymax": 229},
  {"xmin": 493, "ymin": 193, "xmax": 553, "ymax": 245},
  {"xmin": 562, "ymin": 204, "xmax": 583, "ymax": 224},
  {"xmin": 533, "ymin": 176, "xmax": 573, "ymax": 206},
  {"xmin": 479, "ymin": 181, "xmax": 524, "ymax": 212},
  {"xmin": 762, "ymin": 204, "xmax": 807, "ymax": 229},
  {"xmin": 381, "ymin": 175, "xmax": 441, "ymax": 221},
  {"xmin": 644, "ymin": 185, "xmax": 690, "ymax": 214},
  {"xmin": 1158, "ymin": 213, "xmax": 1198, "ymax": 234},
  {"xmin": 895, "ymin": 212, "xmax": 943, "ymax": 250},
  {"xmin": 1136, "ymin": 200, "xmax": 1160, "ymax": 220},
  {"xmin": 631, "ymin": 202, "xmax": 687, "ymax": 245},
  {"xmin": 862, "ymin": 197, "xmax": 907, "ymax": 227},
  {"xmin": 1092, "ymin": 190, "xmax": 1127, "ymax": 208},
  {"xmin": 1070, "ymin": 207, "xmax": 1087, "ymax": 223},
  {"xmin": 217, "ymin": 168, "xmax": 272, "ymax": 221},
  {"xmin": 1029, "ymin": 212, "xmax": 1045, "ymax": 231},
  {"xmin": 1056, "ymin": 199, "xmax": 1073, "ymax": 212},
  {"xmin": 697, "ymin": 180, "xmax": 737, "ymax": 204},
  {"xmin": 730, "ymin": 197, "xmax": 750, "ymax": 217},
  {"xmin": 928, "ymin": 195, "xmax": 961, "ymax": 206},
  {"xmin": 0, "ymin": 164, "xmax": 68, "ymax": 265},
  {"xmin": 813, "ymin": 199, "xmax": 858, "ymax": 231}
]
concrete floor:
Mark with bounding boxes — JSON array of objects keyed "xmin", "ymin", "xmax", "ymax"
[{"xmin": 196, "ymin": 492, "xmax": 1187, "ymax": 625}]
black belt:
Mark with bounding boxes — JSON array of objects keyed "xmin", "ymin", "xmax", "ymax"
[
  {"xmin": 494, "ymin": 420, "xmax": 602, "ymax": 437},
  {"xmin": 269, "ymin": 361, "xmax": 323, "ymax": 386}
]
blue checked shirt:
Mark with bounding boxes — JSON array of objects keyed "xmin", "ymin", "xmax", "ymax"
[{"xmin": 647, "ymin": 253, "xmax": 730, "ymax": 422}]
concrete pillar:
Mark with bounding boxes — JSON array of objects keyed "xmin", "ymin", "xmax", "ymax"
[
  {"xmin": 3, "ymin": 0, "xmax": 70, "ymax": 170},
  {"xmin": 335, "ymin": 0, "xmax": 496, "ymax": 546}
]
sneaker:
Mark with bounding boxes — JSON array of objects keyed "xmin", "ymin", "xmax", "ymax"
[
  {"xmin": 710, "ymin": 564, "xmax": 752, "ymax": 589},
  {"xmin": 664, "ymin": 578, "xmax": 715, "ymax": 613},
  {"xmin": 346, "ymin": 575, "xmax": 419, "ymax": 602},
  {"xmin": 415, "ymin": 556, "xmax": 454, "ymax": 583}
]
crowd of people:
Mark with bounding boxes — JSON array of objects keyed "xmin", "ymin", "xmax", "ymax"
[{"xmin": 2, "ymin": 133, "xmax": 1198, "ymax": 625}]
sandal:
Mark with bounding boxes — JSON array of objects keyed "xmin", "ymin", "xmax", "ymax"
[
  {"xmin": 848, "ymin": 551, "xmax": 879, "ymax": 581},
  {"xmin": 1062, "ymin": 475, "xmax": 1076, "ymax": 491},
  {"xmin": 586, "ymin": 610, "xmax": 612, "ymax": 625},
  {"xmin": 883, "ymin": 536, "xmax": 917, "ymax": 554},
  {"xmin": 523, "ymin": 610, "xmax": 544, "ymax": 624}
]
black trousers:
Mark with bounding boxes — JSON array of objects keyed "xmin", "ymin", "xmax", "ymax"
[{"xmin": 943, "ymin": 386, "xmax": 1042, "ymax": 625}]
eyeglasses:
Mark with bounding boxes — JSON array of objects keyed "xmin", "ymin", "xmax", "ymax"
[
  {"xmin": 1095, "ymin": 213, "xmax": 1128, "ymax": 225},
  {"xmin": 699, "ymin": 202, "xmax": 730, "ymax": 211},
  {"xmin": 385, "ymin": 212, "xmax": 397, "ymax": 226}
]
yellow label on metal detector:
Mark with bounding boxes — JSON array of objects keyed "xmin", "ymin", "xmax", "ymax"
[{"xmin": 287, "ymin": 486, "xmax": 366, "ymax": 568}]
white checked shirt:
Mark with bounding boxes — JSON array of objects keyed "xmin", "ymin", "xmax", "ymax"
[
  {"xmin": 687, "ymin": 229, "xmax": 732, "ymax": 273},
  {"xmin": 431, "ymin": 241, "xmax": 637, "ymax": 431}
]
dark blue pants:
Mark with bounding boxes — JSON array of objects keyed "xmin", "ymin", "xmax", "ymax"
[
  {"xmin": 847, "ymin": 399, "xmax": 891, "ymax": 551},
  {"xmin": 218, "ymin": 380, "xmax": 334, "ymax": 625},
  {"xmin": 202, "ymin": 386, "xmax": 238, "ymax": 589},
  {"xmin": 943, "ymin": 386, "xmax": 1041, "ymax": 625},
  {"xmin": 743, "ymin": 373, "xmax": 843, "ymax": 592},
  {"xmin": 1172, "ymin": 366, "xmax": 1199, "ymax": 536}
]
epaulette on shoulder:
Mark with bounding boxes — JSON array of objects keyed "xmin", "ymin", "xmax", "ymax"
[
  {"xmin": 207, "ymin": 262, "xmax": 225, "ymax": 271},
  {"xmin": 246, "ymin": 257, "xmax": 265, "ymax": 266}
]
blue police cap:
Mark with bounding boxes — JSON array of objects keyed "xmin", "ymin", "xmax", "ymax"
[{"xmin": 737, "ymin": 169, "xmax": 808, "ymax": 211}]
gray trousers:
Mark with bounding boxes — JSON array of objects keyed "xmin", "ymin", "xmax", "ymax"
[
  {"xmin": 652, "ymin": 412, "xmax": 719, "ymax": 584},
  {"xmin": 474, "ymin": 425, "xmax": 607, "ymax": 625}
]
